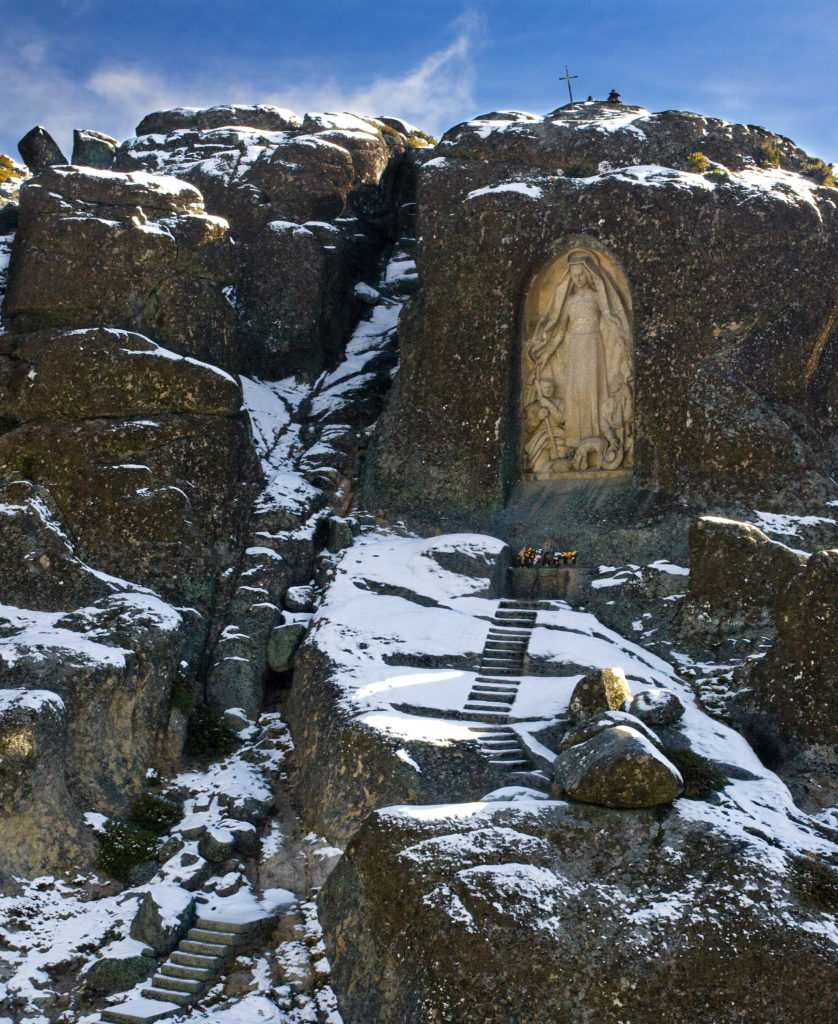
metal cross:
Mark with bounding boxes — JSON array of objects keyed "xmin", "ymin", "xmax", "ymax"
[{"xmin": 560, "ymin": 65, "xmax": 578, "ymax": 106}]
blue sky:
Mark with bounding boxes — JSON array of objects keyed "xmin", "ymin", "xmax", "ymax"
[{"xmin": 2, "ymin": 1, "xmax": 837, "ymax": 163}]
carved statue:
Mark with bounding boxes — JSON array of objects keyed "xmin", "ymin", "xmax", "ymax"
[{"xmin": 523, "ymin": 249, "xmax": 633, "ymax": 476}]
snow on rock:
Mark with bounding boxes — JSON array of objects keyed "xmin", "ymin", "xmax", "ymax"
[
  {"xmin": 752, "ymin": 508, "xmax": 836, "ymax": 538},
  {"xmin": 465, "ymin": 181, "xmax": 544, "ymax": 200},
  {"xmin": 578, "ymin": 163, "xmax": 718, "ymax": 191}
]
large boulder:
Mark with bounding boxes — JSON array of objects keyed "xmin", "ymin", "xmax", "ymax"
[
  {"xmin": 130, "ymin": 888, "xmax": 195, "ymax": 955},
  {"xmin": 676, "ymin": 516, "xmax": 807, "ymax": 641},
  {"xmin": 17, "ymin": 126, "xmax": 66, "ymax": 173},
  {"xmin": 320, "ymin": 799, "xmax": 838, "ymax": 1024},
  {"xmin": 567, "ymin": 666, "xmax": 632, "ymax": 721},
  {"xmin": 2, "ymin": 166, "xmax": 237, "ymax": 370},
  {"xmin": 553, "ymin": 724, "xmax": 684, "ymax": 807},
  {"xmin": 746, "ymin": 548, "xmax": 838, "ymax": 748},
  {"xmin": 0, "ymin": 689, "xmax": 96, "ymax": 875},
  {"xmin": 72, "ymin": 129, "xmax": 118, "ymax": 169},
  {"xmin": 365, "ymin": 103, "xmax": 838, "ymax": 522}
]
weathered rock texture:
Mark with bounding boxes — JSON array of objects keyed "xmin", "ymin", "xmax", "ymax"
[
  {"xmin": 0, "ymin": 328, "xmax": 254, "ymax": 608},
  {"xmin": 0, "ymin": 689, "xmax": 96, "ymax": 876},
  {"xmin": 677, "ymin": 515, "xmax": 807, "ymax": 641},
  {"xmin": 567, "ymin": 666, "xmax": 631, "ymax": 721},
  {"xmin": 112, "ymin": 107, "xmax": 419, "ymax": 377},
  {"xmin": 320, "ymin": 800, "xmax": 838, "ymax": 1024},
  {"xmin": 2, "ymin": 166, "xmax": 237, "ymax": 369},
  {"xmin": 285, "ymin": 643, "xmax": 500, "ymax": 841},
  {"xmin": 747, "ymin": 548, "xmax": 838, "ymax": 747},
  {"xmin": 553, "ymin": 724, "xmax": 684, "ymax": 807},
  {"xmin": 366, "ymin": 103, "xmax": 838, "ymax": 521}
]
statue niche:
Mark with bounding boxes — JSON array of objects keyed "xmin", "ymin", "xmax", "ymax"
[{"xmin": 522, "ymin": 247, "xmax": 633, "ymax": 477}]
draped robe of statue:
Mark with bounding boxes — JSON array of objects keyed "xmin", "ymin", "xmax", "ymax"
[{"xmin": 523, "ymin": 253, "xmax": 633, "ymax": 475}]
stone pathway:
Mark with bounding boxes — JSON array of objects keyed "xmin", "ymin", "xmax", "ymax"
[
  {"xmin": 100, "ymin": 916, "xmax": 255, "ymax": 1024},
  {"xmin": 462, "ymin": 600, "xmax": 546, "ymax": 774}
]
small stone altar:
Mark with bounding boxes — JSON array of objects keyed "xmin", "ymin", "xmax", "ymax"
[{"xmin": 507, "ymin": 565, "xmax": 583, "ymax": 601}]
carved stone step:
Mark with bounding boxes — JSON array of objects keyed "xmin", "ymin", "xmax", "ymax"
[
  {"xmin": 169, "ymin": 950, "xmax": 222, "ymax": 970},
  {"xmin": 161, "ymin": 962, "xmax": 215, "ymax": 982},
  {"xmin": 195, "ymin": 916, "xmax": 252, "ymax": 935},
  {"xmin": 179, "ymin": 939, "xmax": 230, "ymax": 957},
  {"xmin": 187, "ymin": 927, "xmax": 239, "ymax": 946},
  {"xmin": 459, "ymin": 711, "xmax": 510, "ymax": 723},
  {"xmin": 141, "ymin": 987, "xmax": 191, "ymax": 1007},
  {"xmin": 101, "ymin": 998, "xmax": 181, "ymax": 1024},
  {"xmin": 151, "ymin": 973, "xmax": 203, "ymax": 994}
]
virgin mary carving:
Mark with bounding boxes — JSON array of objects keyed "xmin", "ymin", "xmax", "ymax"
[{"xmin": 522, "ymin": 247, "xmax": 633, "ymax": 476}]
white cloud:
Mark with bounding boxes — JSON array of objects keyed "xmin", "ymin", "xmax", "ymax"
[
  {"xmin": 267, "ymin": 28, "xmax": 478, "ymax": 135},
  {"xmin": 0, "ymin": 19, "xmax": 478, "ymax": 160}
]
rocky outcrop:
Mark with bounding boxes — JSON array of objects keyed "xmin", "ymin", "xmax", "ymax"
[
  {"xmin": 112, "ymin": 107, "xmax": 419, "ymax": 377},
  {"xmin": 285, "ymin": 642, "xmax": 498, "ymax": 841},
  {"xmin": 676, "ymin": 516, "xmax": 807, "ymax": 643},
  {"xmin": 366, "ymin": 103, "xmax": 838, "ymax": 522},
  {"xmin": 0, "ymin": 476, "xmax": 197, "ymax": 825},
  {"xmin": 320, "ymin": 799, "xmax": 838, "ymax": 1024},
  {"xmin": 0, "ymin": 328, "xmax": 254, "ymax": 608},
  {"xmin": 2, "ymin": 166, "xmax": 237, "ymax": 369},
  {"xmin": 746, "ymin": 548, "xmax": 838, "ymax": 748},
  {"xmin": 0, "ymin": 689, "xmax": 96, "ymax": 876},
  {"xmin": 0, "ymin": 588, "xmax": 191, "ymax": 814}
]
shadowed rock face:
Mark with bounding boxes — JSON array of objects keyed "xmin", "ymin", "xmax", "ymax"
[
  {"xmin": 0, "ymin": 689, "xmax": 97, "ymax": 876},
  {"xmin": 0, "ymin": 327, "xmax": 255, "ymax": 609},
  {"xmin": 2, "ymin": 166, "xmax": 238, "ymax": 370},
  {"xmin": 365, "ymin": 103, "xmax": 838, "ymax": 520},
  {"xmin": 112, "ymin": 107, "xmax": 419, "ymax": 378},
  {"xmin": 676, "ymin": 515, "xmax": 808, "ymax": 643},
  {"xmin": 320, "ymin": 800, "xmax": 838, "ymax": 1024},
  {"xmin": 748, "ymin": 548, "xmax": 838, "ymax": 748}
]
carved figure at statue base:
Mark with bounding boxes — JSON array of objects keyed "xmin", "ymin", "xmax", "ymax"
[{"xmin": 522, "ymin": 247, "xmax": 634, "ymax": 478}]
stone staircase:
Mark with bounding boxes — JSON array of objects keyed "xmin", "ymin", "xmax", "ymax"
[
  {"xmin": 462, "ymin": 600, "xmax": 543, "ymax": 773},
  {"xmin": 100, "ymin": 917, "xmax": 253, "ymax": 1024}
]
